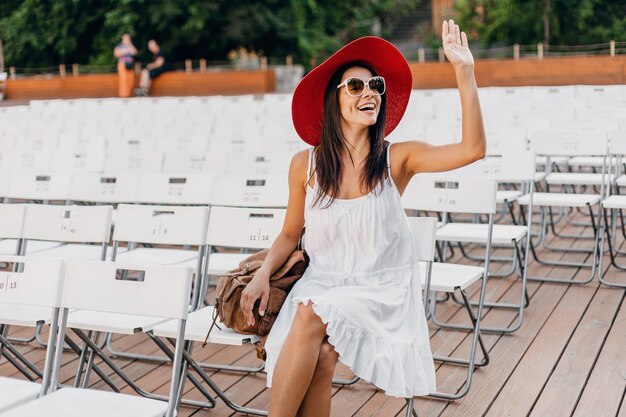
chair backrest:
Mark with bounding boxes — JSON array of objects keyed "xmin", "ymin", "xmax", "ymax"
[
  {"xmin": 0, "ymin": 204, "xmax": 27, "ymax": 240},
  {"xmin": 224, "ymin": 152, "xmax": 292, "ymax": 175},
  {"xmin": 0, "ymin": 255, "xmax": 65, "ymax": 308},
  {"xmin": 5, "ymin": 172, "xmax": 73, "ymax": 201},
  {"xmin": 69, "ymin": 173, "xmax": 140, "ymax": 203},
  {"xmin": 114, "ymin": 204, "xmax": 208, "ymax": 245},
  {"xmin": 210, "ymin": 174, "xmax": 288, "ymax": 207},
  {"xmin": 206, "ymin": 206, "xmax": 286, "ymax": 249},
  {"xmin": 103, "ymin": 151, "xmax": 164, "ymax": 173},
  {"xmin": 407, "ymin": 217, "xmax": 438, "ymax": 262},
  {"xmin": 609, "ymin": 130, "xmax": 626, "ymax": 155},
  {"xmin": 162, "ymin": 152, "xmax": 226, "ymax": 174},
  {"xmin": 0, "ymin": 151, "xmax": 52, "ymax": 172},
  {"xmin": 529, "ymin": 131, "xmax": 608, "ymax": 156},
  {"xmin": 485, "ymin": 130, "xmax": 528, "ymax": 154},
  {"xmin": 402, "ymin": 177, "xmax": 498, "ymax": 214},
  {"xmin": 22, "ymin": 204, "xmax": 112, "ymax": 243},
  {"xmin": 135, "ymin": 173, "xmax": 213, "ymax": 205},
  {"xmin": 49, "ymin": 152, "xmax": 105, "ymax": 173},
  {"xmin": 434, "ymin": 151, "xmax": 536, "ymax": 182},
  {"xmin": 62, "ymin": 260, "xmax": 191, "ymax": 319}
]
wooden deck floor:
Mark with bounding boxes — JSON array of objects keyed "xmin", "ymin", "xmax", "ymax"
[{"xmin": 2, "ymin": 212, "xmax": 626, "ymax": 417}]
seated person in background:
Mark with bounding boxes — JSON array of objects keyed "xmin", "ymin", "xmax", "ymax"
[{"xmin": 135, "ymin": 39, "xmax": 171, "ymax": 96}]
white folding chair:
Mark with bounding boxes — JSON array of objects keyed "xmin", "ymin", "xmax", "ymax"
[
  {"xmin": 162, "ymin": 152, "xmax": 225, "ymax": 174},
  {"xmin": 105, "ymin": 204, "xmax": 209, "ymax": 361},
  {"xmin": 518, "ymin": 130, "xmax": 609, "ymax": 284},
  {"xmin": 102, "ymin": 151, "xmax": 164, "ymax": 174},
  {"xmin": 69, "ymin": 173, "xmax": 140, "ymax": 204},
  {"xmin": 403, "ymin": 177, "xmax": 497, "ymax": 400},
  {"xmin": 223, "ymin": 152, "xmax": 292, "ymax": 175},
  {"xmin": 0, "ymin": 256, "xmax": 66, "ymax": 409},
  {"xmin": 598, "ymin": 130, "xmax": 626, "ymax": 287},
  {"xmin": 210, "ymin": 174, "xmax": 288, "ymax": 208},
  {"xmin": 4, "ymin": 172, "xmax": 73, "ymax": 203},
  {"xmin": 48, "ymin": 152, "xmax": 105, "ymax": 173},
  {"xmin": 152, "ymin": 206, "xmax": 288, "ymax": 416},
  {"xmin": 423, "ymin": 152, "xmax": 535, "ymax": 333},
  {"xmin": 135, "ymin": 173, "xmax": 213, "ymax": 205},
  {"xmin": 2, "ymin": 260, "xmax": 193, "ymax": 417}
]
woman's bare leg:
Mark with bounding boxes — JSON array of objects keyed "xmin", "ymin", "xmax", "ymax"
[
  {"xmin": 297, "ymin": 341, "xmax": 338, "ymax": 417},
  {"xmin": 269, "ymin": 304, "xmax": 328, "ymax": 417}
]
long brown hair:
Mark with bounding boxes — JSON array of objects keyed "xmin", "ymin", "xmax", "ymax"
[{"xmin": 311, "ymin": 61, "xmax": 388, "ymax": 208}]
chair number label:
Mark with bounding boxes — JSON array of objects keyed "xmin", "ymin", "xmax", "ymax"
[
  {"xmin": 249, "ymin": 228, "xmax": 270, "ymax": 242},
  {"xmin": 151, "ymin": 223, "xmax": 168, "ymax": 236},
  {"xmin": 243, "ymin": 192, "xmax": 261, "ymax": 203},
  {"xmin": 0, "ymin": 276, "xmax": 17, "ymax": 292},
  {"xmin": 59, "ymin": 221, "xmax": 76, "ymax": 234}
]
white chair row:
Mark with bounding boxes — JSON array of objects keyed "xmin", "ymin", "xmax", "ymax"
[{"xmin": 0, "ymin": 256, "xmax": 191, "ymax": 417}]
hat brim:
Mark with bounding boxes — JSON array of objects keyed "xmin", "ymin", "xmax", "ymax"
[{"xmin": 292, "ymin": 36, "xmax": 412, "ymax": 147}]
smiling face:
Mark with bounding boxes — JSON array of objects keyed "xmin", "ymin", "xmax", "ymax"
[{"xmin": 337, "ymin": 66, "xmax": 382, "ymax": 132}]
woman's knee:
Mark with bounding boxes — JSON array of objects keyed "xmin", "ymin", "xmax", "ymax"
[
  {"xmin": 315, "ymin": 342, "xmax": 338, "ymax": 378},
  {"xmin": 294, "ymin": 303, "xmax": 326, "ymax": 337}
]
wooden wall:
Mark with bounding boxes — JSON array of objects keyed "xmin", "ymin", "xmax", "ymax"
[
  {"xmin": 4, "ymin": 55, "xmax": 626, "ymax": 101},
  {"xmin": 410, "ymin": 55, "xmax": 626, "ymax": 89},
  {"xmin": 5, "ymin": 69, "xmax": 276, "ymax": 100}
]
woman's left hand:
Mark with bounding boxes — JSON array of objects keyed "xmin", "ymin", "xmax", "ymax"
[{"xmin": 442, "ymin": 19, "xmax": 475, "ymax": 71}]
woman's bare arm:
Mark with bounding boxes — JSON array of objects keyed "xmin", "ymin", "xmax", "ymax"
[
  {"xmin": 240, "ymin": 149, "xmax": 308, "ymax": 326},
  {"xmin": 394, "ymin": 20, "xmax": 486, "ymax": 181}
]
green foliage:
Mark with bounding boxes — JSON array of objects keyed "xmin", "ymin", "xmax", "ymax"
[
  {"xmin": 0, "ymin": 0, "xmax": 419, "ymax": 70},
  {"xmin": 454, "ymin": 0, "xmax": 626, "ymax": 47}
]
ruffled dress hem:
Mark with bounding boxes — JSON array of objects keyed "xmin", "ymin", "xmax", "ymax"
[{"xmin": 285, "ymin": 296, "xmax": 435, "ymax": 398}]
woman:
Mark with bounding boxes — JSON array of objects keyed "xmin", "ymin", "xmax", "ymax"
[
  {"xmin": 241, "ymin": 20, "xmax": 485, "ymax": 417},
  {"xmin": 114, "ymin": 33, "xmax": 137, "ymax": 98}
]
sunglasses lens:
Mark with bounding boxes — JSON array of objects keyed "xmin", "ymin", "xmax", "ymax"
[
  {"xmin": 346, "ymin": 78, "xmax": 365, "ymax": 96},
  {"xmin": 369, "ymin": 77, "xmax": 385, "ymax": 95}
]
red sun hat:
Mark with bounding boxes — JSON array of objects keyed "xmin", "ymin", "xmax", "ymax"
[{"xmin": 291, "ymin": 36, "xmax": 413, "ymax": 147}]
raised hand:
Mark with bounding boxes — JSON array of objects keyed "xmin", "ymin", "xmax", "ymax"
[{"xmin": 442, "ymin": 19, "xmax": 475, "ymax": 70}]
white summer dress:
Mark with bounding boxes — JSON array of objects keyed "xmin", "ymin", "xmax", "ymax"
[{"xmin": 264, "ymin": 144, "xmax": 436, "ymax": 397}]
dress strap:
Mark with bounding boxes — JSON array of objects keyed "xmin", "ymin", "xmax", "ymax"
[
  {"xmin": 386, "ymin": 143, "xmax": 393, "ymax": 178},
  {"xmin": 386, "ymin": 142, "xmax": 398, "ymax": 189},
  {"xmin": 307, "ymin": 148, "xmax": 313, "ymax": 180}
]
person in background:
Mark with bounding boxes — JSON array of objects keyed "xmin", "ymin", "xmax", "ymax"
[
  {"xmin": 114, "ymin": 33, "xmax": 137, "ymax": 98},
  {"xmin": 135, "ymin": 39, "xmax": 171, "ymax": 97}
]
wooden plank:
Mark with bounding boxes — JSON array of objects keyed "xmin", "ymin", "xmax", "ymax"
[
  {"xmin": 528, "ymin": 288, "xmax": 624, "ymax": 417},
  {"xmin": 485, "ymin": 285, "xmax": 597, "ymax": 416},
  {"xmin": 571, "ymin": 292, "xmax": 626, "ymax": 417}
]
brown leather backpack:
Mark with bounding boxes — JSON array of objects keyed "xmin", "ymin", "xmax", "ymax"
[{"xmin": 203, "ymin": 247, "xmax": 308, "ymax": 359}]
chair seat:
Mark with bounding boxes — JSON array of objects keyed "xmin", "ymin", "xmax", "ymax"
[
  {"xmin": 420, "ymin": 262, "xmax": 484, "ymax": 292},
  {"xmin": 535, "ymin": 155, "xmax": 569, "ymax": 166},
  {"xmin": 29, "ymin": 243, "xmax": 111, "ymax": 260},
  {"xmin": 496, "ymin": 190, "xmax": 523, "ymax": 204},
  {"xmin": 0, "ymin": 387, "xmax": 166, "ymax": 417},
  {"xmin": 545, "ymin": 172, "xmax": 614, "ymax": 186},
  {"xmin": 518, "ymin": 192, "xmax": 601, "ymax": 208},
  {"xmin": 152, "ymin": 306, "xmax": 260, "ymax": 345},
  {"xmin": 436, "ymin": 223, "xmax": 528, "ymax": 245},
  {"xmin": 602, "ymin": 195, "xmax": 626, "ymax": 209},
  {"xmin": 208, "ymin": 253, "xmax": 250, "ymax": 275},
  {"xmin": 534, "ymin": 172, "xmax": 547, "ymax": 183},
  {"xmin": 0, "ymin": 377, "xmax": 41, "ymax": 413},
  {"xmin": 0, "ymin": 303, "xmax": 52, "ymax": 327},
  {"xmin": 568, "ymin": 156, "xmax": 606, "ymax": 168},
  {"xmin": 114, "ymin": 247, "xmax": 197, "ymax": 265},
  {"xmin": 65, "ymin": 310, "xmax": 168, "ymax": 335}
]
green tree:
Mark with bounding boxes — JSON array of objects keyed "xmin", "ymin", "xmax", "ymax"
[
  {"xmin": 0, "ymin": 0, "xmax": 420, "ymax": 70},
  {"xmin": 454, "ymin": 0, "xmax": 626, "ymax": 47}
]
